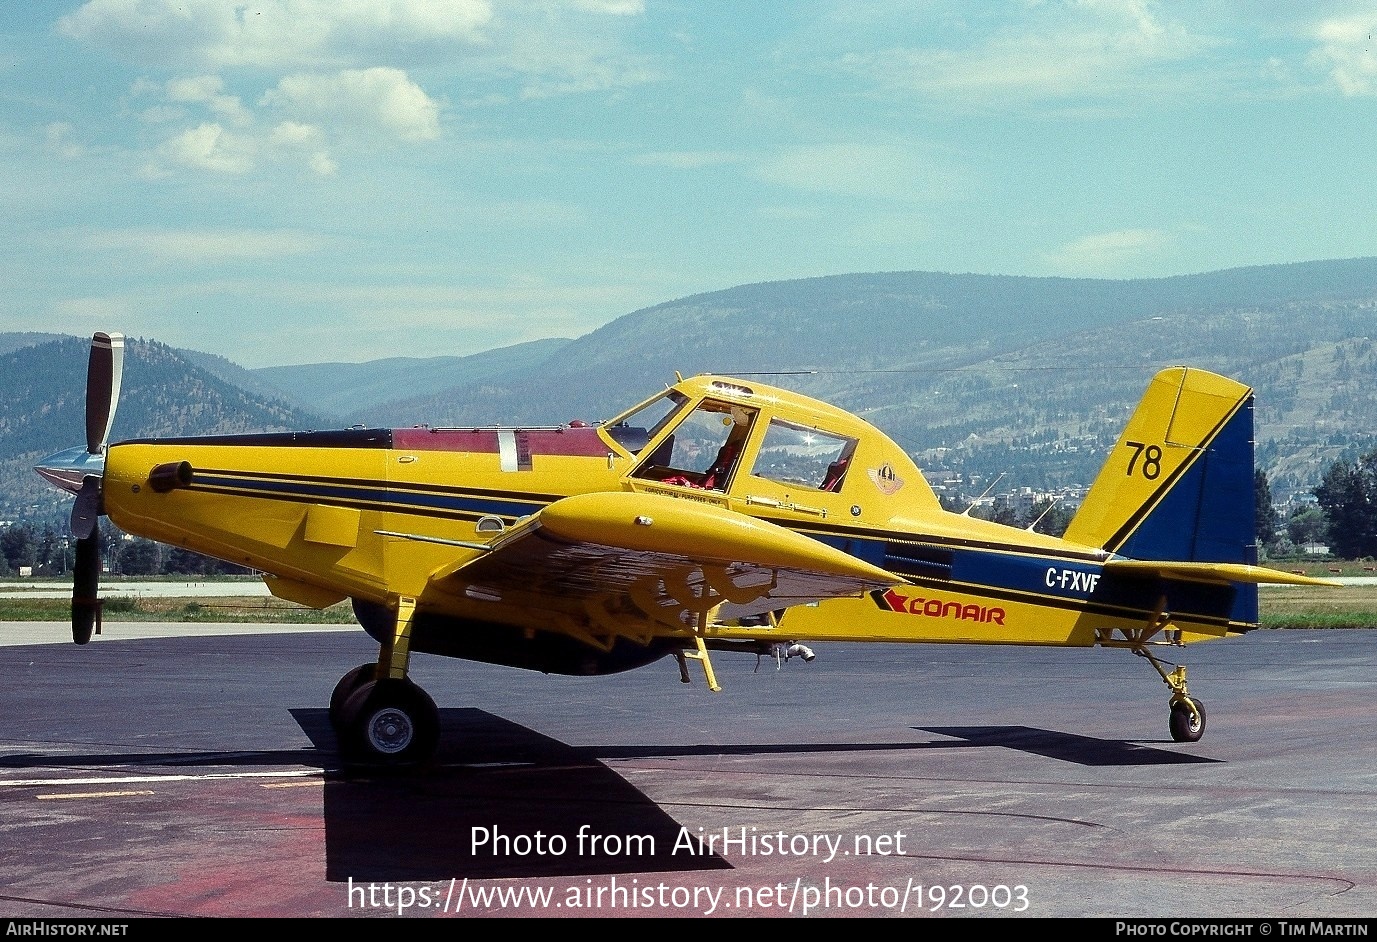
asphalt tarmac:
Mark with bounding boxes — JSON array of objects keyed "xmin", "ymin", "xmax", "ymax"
[{"xmin": 1, "ymin": 622, "xmax": 1375, "ymax": 919}]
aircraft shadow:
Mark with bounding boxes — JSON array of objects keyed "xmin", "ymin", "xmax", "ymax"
[
  {"xmin": 916, "ymin": 726, "xmax": 1220, "ymax": 765},
  {"xmin": 0, "ymin": 711, "xmax": 1212, "ymax": 883},
  {"xmin": 300, "ymin": 708, "xmax": 733, "ymax": 882}
]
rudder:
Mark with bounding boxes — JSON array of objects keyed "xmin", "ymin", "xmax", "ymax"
[{"xmin": 1063, "ymin": 367, "xmax": 1255, "ymax": 565}]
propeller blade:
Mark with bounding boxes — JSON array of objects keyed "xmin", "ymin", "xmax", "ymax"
[
  {"xmin": 85, "ymin": 332, "xmax": 125, "ymax": 455},
  {"xmin": 71, "ymin": 476, "xmax": 102, "ymax": 540},
  {"xmin": 73, "ymin": 527, "xmax": 101, "ymax": 645}
]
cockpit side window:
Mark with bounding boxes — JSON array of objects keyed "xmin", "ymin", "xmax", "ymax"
[
  {"xmin": 603, "ymin": 391, "xmax": 689, "ymax": 455},
  {"xmin": 749, "ymin": 420, "xmax": 857, "ymax": 492},
  {"xmin": 631, "ymin": 399, "xmax": 757, "ymax": 492}
]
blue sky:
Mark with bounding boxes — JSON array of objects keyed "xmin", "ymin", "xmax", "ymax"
[{"xmin": 2, "ymin": 1, "xmax": 1376, "ymax": 366}]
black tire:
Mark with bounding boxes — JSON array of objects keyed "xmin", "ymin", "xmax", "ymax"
[
  {"xmin": 330, "ymin": 663, "xmax": 379, "ymax": 728},
  {"xmin": 1169, "ymin": 698, "xmax": 1206, "ymax": 743},
  {"xmin": 341, "ymin": 678, "xmax": 439, "ymax": 766}
]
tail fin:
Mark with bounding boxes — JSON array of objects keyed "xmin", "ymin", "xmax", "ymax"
[{"xmin": 1064, "ymin": 367, "xmax": 1256, "ymax": 564}]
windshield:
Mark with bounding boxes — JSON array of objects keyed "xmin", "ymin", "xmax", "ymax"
[
  {"xmin": 631, "ymin": 399, "xmax": 758, "ymax": 492},
  {"xmin": 602, "ymin": 390, "xmax": 689, "ymax": 455}
]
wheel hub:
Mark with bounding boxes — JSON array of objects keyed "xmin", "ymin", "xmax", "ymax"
[{"xmin": 366, "ymin": 707, "xmax": 415, "ymax": 754}]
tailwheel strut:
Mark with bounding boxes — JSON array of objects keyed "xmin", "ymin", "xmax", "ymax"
[
  {"xmin": 336, "ymin": 596, "xmax": 440, "ymax": 766},
  {"xmin": 1132, "ymin": 642, "xmax": 1206, "ymax": 744}
]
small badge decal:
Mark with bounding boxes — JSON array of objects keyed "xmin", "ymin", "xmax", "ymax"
[{"xmin": 868, "ymin": 464, "xmax": 904, "ymax": 495}]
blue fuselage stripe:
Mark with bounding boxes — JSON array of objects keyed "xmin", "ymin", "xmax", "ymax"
[{"xmin": 191, "ymin": 473, "xmax": 546, "ymax": 519}]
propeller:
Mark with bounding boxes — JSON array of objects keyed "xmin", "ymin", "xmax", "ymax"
[
  {"xmin": 32, "ymin": 333, "xmax": 125, "ymax": 643},
  {"xmin": 71, "ymin": 332, "xmax": 124, "ymax": 643}
]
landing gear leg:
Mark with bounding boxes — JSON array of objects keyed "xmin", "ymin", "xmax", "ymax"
[
  {"xmin": 337, "ymin": 596, "xmax": 439, "ymax": 766},
  {"xmin": 1134, "ymin": 645, "xmax": 1207, "ymax": 743}
]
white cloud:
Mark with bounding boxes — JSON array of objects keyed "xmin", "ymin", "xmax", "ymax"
[
  {"xmin": 262, "ymin": 68, "xmax": 441, "ymax": 142},
  {"xmin": 58, "ymin": 0, "xmax": 657, "ymax": 178},
  {"xmin": 1042, "ymin": 228, "xmax": 1169, "ymax": 274},
  {"xmin": 1310, "ymin": 13, "xmax": 1377, "ymax": 96},
  {"xmin": 129, "ymin": 67, "xmax": 438, "ymax": 176},
  {"xmin": 634, "ymin": 151, "xmax": 744, "ymax": 169},
  {"xmin": 49, "ymin": 296, "xmax": 137, "ymax": 323},
  {"xmin": 57, "ymin": 0, "xmax": 493, "ymax": 70},
  {"xmin": 839, "ymin": 0, "xmax": 1211, "ymax": 105},
  {"xmin": 570, "ymin": 0, "xmax": 644, "ymax": 15},
  {"xmin": 269, "ymin": 121, "xmax": 337, "ymax": 175},
  {"xmin": 755, "ymin": 144, "xmax": 958, "ymax": 204},
  {"xmin": 77, "ymin": 228, "xmax": 328, "ymax": 262},
  {"xmin": 44, "ymin": 123, "xmax": 84, "ymax": 159},
  {"xmin": 159, "ymin": 122, "xmax": 256, "ymax": 174},
  {"xmin": 165, "ymin": 75, "xmax": 252, "ymax": 125}
]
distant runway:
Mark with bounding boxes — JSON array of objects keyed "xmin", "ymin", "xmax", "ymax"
[
  {"xmin": 1, "ymin": 623, "xmax": 1375, "ymax": 918},
  {"xmin": 0, "ymin": 579, "xmax": 272, "ymax": 600}
]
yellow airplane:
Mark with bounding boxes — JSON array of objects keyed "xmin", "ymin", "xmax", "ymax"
[{"xmin": 35, "ymin": 332, "xmax": 1333, "ymax": 765}]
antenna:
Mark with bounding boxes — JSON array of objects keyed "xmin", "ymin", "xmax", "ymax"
[
  {"xmin": 960, "ymin": 472, "xmax": 1006, "ymax": 516},
  {"xmin": 1026, "ymin": 495, "xmax": 1064, "ymax": 532}
]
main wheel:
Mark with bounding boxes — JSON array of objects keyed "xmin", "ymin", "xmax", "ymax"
[
  {"xmin": 341, "ymin": 678, "xmax": 439, "ymax": 766},
  {"xmin": 1169, "ymin": 698, "xmax": 1206, "ymax": 743},
  {"xmin": 330, "ymin": 663, "xmax": 379, "ymax": 728}
]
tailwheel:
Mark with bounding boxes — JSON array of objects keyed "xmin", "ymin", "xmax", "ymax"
[
  {"xmin": 341, "ymin": 677, "xmax": 439, "ymax": 767},
  {"xmin": 330, "ymin": 663, "xmax": 379, "ymax": 728},
  {"xmin": 1123, "ymin": 632, "xmax": 1208, "ymax": 744},
  {"xmin": 1169, "ymin": 698, "xmax": 1206, "ymax": 743}
]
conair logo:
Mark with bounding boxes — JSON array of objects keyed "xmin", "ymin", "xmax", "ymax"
[{"xmin": 875, "ymin": 588, "xmax": 1005, "ymax": 625}]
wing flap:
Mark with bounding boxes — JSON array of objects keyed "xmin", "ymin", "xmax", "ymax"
[{"xmin": 431, "ymin": 491, "xmax": 902, "ymax": 629}]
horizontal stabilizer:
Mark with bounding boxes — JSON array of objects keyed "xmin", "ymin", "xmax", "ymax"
[{"xmin": 1103, "ymin": 559, "xmax": 1341, "ymax": 587}]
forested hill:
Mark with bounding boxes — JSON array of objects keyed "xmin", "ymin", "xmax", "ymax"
[
  {"xmin": 0, "ymin": 337, "xmax": 324, "ymax": 522},
  {"xmin": 6, "ymin": 257, "xmax": 1377, "ymax": 524},
  {"xmin": 359, "ymin": 259, "xmax": 1377, "ymax": 505},
  {"xmin": 362, "ymin": 258, "xmax": 1377, "ymax": 431}
]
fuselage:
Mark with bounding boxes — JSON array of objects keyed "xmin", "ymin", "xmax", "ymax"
[{"xmin": 97, "ymin": 375, "xmax": 1251, "ymax": 666}]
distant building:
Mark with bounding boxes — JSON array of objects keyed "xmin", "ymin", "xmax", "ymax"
[{"xmin": 1301, "ymin": 541, "xmax": 1330, "ymax": 555}]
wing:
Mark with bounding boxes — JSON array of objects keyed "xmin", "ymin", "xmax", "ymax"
[{"xmin": 424, "ymin": 490, "xmax": 902, "ymax": 634}]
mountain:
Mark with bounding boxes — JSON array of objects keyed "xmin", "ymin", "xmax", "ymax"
[
  {"xmin": 360, "ymin": 258, "xmax": 1377, "ymax": 427},
  {"xmin": 251, "ymin": 337, "xmax": 572, "ymax": 421},
  {"xmin": 354, "ymin": 259, "xmax": 1377, "ymax": 507},
  {"xmin": 0, "ymin": 333, "xmax": 68, "ymax": 356},
  {"xmin": 0, "ymin": 337, "xmax": 326, "ymax": 524},
  {"xmin": 176, "ymin": 347, "xmax": 320, "ymax": 414},
  {"xmin": 5, "ymin": 258, "xmax": 1377, "ymax": 525}
]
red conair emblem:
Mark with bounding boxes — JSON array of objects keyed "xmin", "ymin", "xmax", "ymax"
[{"xmin": 875, "ymin": 588, "xmax": 1006, "ymax": 625}]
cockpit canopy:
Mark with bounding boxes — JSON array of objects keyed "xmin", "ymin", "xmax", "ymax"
[{"xmin": 603, "ymin": 381, "xmax": 864, "ymax": 498}]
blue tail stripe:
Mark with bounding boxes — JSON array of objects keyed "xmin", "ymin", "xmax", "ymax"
[{"xmin": 1117, "ymin": 397, "xmax": 1256, "ymax": 567}]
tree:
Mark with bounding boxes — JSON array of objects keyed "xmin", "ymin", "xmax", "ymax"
[
  {"xmin": 1314, "ymin": 451, "xmax": 1377, "ymax": 558},
  {"xmin": 115, "ymin": 538, "xmax": 162, "ymax": 576},
  {"xmin": 1, "ymin": 524, "xmax": 36, "ymax": 573},
  {"xmin": 1029, "ymin": 499, "xmax": 1074, "ymax": 537},
  {"xmin": 1254, "ymin": 470, "xmax": 1280, "ymax": 547},
  {"xmin": 1287, "ymin": 505, "xmax": 1329, "ymax": 547},
  {"xmin": 165, "ymin": 546, "xmax": 210, "ymax": 575}
]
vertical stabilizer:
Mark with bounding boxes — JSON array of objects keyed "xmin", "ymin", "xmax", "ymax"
[{"xmin": 1063, "ymin": 367, "xmax": 1255, "ymax": 565}]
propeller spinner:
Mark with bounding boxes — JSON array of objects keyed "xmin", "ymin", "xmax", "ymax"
[{"xmin": 33, "ymin": 332, "xmax": 125, "ymax": 644}]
